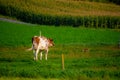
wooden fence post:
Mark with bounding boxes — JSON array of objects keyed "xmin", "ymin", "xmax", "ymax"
[{"xmin": 62, "ymin": 54, "xmax": 65, "ymax": 70}]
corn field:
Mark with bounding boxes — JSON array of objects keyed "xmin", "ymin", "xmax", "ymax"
[{"xmin": 0, "ymin": 0, "xmax": 120, "ymax": 28}]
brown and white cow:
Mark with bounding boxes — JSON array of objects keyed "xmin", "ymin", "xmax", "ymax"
[{"xmin": 28, "ymin": 36, "xmax": 54, "ymax": 60}]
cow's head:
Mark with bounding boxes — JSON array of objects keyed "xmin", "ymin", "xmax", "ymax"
[{"xmin": 48, "ymin": 38, "xmax": 54, "ymax": 47}]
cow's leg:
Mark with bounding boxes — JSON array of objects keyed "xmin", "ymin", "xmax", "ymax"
[
  {"xmin": 33, "ymin": 50, "xmax": 36, "ymax": 60},
  {"xmin": 40, "ymin": 51, "xmax": 42, "ymax": 60},
  {"xmin": 36, "ymin": 48, "xmax": 40, "ymax": 61},
  {"xmin": 45, "ymin": 53, "xmax": 48, "ymax": 60},
  {"xmin": 45, "ymin": 49, "xmax": 48, "ymax": 60}
]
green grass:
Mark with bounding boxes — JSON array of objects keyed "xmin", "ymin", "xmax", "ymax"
[
  {"xmin": 0, "ymin": 21, "xmax": 120, "ymax": 80},
  {"xmin": 0, "ymin": 46, "xmax": 120, "ymax": 80},
  {"xmin": 0, "ymin": 20, "xmax": 120, "ymax": 47}
]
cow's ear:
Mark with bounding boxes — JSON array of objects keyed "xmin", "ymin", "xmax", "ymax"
[
  {"xmin": 48, "ymin": 38, "xmax": 53, "ymax": 41},
  {"xmin": 50, "ymin": 38, "xmax": 53, "ymax": 41}
]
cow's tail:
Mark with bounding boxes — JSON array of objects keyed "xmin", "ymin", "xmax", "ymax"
[{"xmin": 26, "ymin": 47, "xmax": 32, "ymax": 52}]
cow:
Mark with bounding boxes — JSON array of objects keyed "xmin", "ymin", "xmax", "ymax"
[{"xmin": 28, "ymin": 36, "xmax": 54, "ymax": 61}]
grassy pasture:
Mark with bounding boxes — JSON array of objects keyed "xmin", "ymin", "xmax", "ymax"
[
  {"xmin": 0, "ymin": 21, "xmax": 120, "ymax": 80},
  {"xmin": 0, "ymin": 21, "xmax": 120, "ymax": 46}
]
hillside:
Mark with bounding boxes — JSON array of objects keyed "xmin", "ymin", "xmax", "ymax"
[{"xmin": 0, "ymin": 0, "xmax": 120, "ymax": 28}]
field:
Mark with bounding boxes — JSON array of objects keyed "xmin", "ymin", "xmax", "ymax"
[
  {"xmin": 0, "ymin": 20, "xmax": 120, "ymax": 80},
  {"xmin": 0, "ymin": 0, "xmax": 120, "ymax": 16},
  {"xmin": 0, "ymin": 0, "xmax": 120, "ymax": 28}
]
